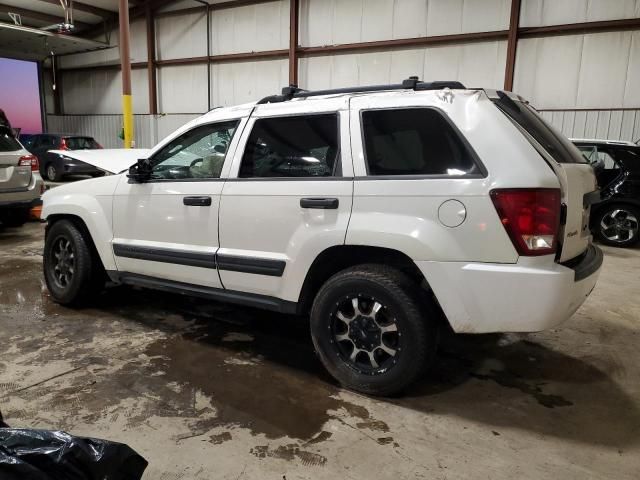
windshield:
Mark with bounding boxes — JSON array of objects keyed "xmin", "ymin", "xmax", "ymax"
[
  {"xmin": 492, "ymin": 93, "xmax": 587, "ymax": 164},
  {"xmin": 65, "ymin": 137, "xmax": 100, "ymax": 149}
]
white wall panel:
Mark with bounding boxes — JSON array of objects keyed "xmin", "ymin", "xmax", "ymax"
[
  {"xmin": 61, "ymin": 69, "xmax": 149, "ymax": 115},
  {"xmin": 210, "ymin": 1, "xmax": 289, "ymax": 55},
  {"xmin": 157, "ymin": 11, "xmax": 208, "ymax": 60},
  {"xmin": 537, "ymin": 108, "xmax": 640, "ymax": 142},
  {"xmin": 521, "ymin": 0, "xmax": 640, "ymax": 27},
  {"xmin": 300, "ymin": 0, "xmax": 510, "ymax": 47},
  {"xmin": 157, "ymin": 64, "xmax": 208, "ymax": 113},
  {"xmin": 210, "ymin": 59, "xmax": 289, "ymax": 106},
  {"xmin": 515, "ymin": 31, "xmax": 640, "ymax": 109},
  {"xmin": 299, "ymin": 41, "xmax": 507, "ymax": 90},
  {"xmin": 59, "ymin": 20, "xmax": 147, "ymax": 68}
]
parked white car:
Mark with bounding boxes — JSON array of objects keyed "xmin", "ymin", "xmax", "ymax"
[
  {"xmin": 0, "ymin": 127, "xmax": 44, "ymax": 227},
  {"xmin": 41, "ymin": 79, "xmax": 603, "ymax": 395}
]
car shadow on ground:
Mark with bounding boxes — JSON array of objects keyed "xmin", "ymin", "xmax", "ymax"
[{"xmin": 76, "ymin": 283, "xmax": 640, "ymax": 448}]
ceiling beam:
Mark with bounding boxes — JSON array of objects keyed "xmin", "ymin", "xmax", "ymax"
[
  {"xmin": 33, "ymin": 0, "xmax": 116, "ymax": 19},
  {"xmin": 0, "ymin": 3, "xmax": 91, "ymax": 29}
]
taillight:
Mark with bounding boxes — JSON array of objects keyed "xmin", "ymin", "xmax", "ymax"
[
  {"xmin": 18, "ymin": 154, "xmax": 39, "ymax": 172},
  {"xmin": 60, "ymin": 138, "xmax": 68, "ymax": 150},
  {"xmin": 96, "ymin": 142, "xmax": 103, "ymax": 149},
  {"xmin": 490, "ymin": 188, "xmax": 561, "ymax": 256}
]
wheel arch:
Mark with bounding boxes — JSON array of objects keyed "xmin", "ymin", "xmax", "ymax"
[
  {"xmin": 43, "ymin": 198, "xmax": 116, "ymax": 271},
  {"xmin": 297, "ymin": 244, "xmax": 449, "ymax": 327}
]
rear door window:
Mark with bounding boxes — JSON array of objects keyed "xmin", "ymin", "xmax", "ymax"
[
  {"xmin": 492, "ymin": 93, "xmax": 586, "ymax": 164},
  {"xmin": 239, "ymin": 114, "xmax": 340, "ymax": 178},
  {"xmin": 361, "ymin": 108, "xmax": 480, "ymax": 176}
]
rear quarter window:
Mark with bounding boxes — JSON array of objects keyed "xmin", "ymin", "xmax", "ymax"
[
  {"xmin": 361, "ymin": 108, "xmax": 481, "ymax": 176},
  {"xmin": 0, "ymin": 128, "xmax": 21, "ymax": 152}
]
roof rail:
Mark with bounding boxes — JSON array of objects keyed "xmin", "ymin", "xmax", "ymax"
[{"xmin": 256, "ymin": 76, "xmax": 466, "ymax": 104}]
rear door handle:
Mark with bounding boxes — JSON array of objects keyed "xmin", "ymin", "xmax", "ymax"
[
  {"xmin": 183, "ymin": 196, "xmax": 212, "ymax": 206},
  {"xmin": 300, "ymin": 197, "xmax": 339, "ymax": 209}
]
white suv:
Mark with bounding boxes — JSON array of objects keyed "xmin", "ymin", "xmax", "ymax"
[{"xmin": 41, "ymin": 79, "xmax": 603, "ymax": 396}]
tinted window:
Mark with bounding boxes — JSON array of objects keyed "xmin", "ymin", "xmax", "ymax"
[
  {"xmin": 361, "ymin": 108, "xmax": 478, "ymax": 176},
  {"xmin": 577, "ymin": 146, "xmax": 619, "ymax": 170},
  {"xmin": 151, "ymin": 121, "xmax": 238, "ymax": 180},
  {"xmin": 65, "ymin": 137, "xmax": 100, "ymax": 149},
  {"xmin": 493, "ymin": 94, "xmax": 587, "ymax": 164},
  {"xmin": 0, "ymin": 127, "xmax": 21, "ymax": 152},
  {"xmin": 239, "ymin": 114, "xmax": 339, "ymax": 178}
]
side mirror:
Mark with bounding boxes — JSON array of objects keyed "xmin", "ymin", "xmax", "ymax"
[{"xmin": 127, "ymin": 158, "xmax": 153, "ymax": 183}]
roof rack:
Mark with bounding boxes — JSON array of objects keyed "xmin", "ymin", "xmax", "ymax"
[{"xmin": 256, "ymin": 76, "xmax": 465, "ymax": 104}]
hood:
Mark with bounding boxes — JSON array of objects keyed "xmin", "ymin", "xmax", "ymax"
[{"xmin": 49, "ymin": 149, "xmax": 151, "ymax": 174}]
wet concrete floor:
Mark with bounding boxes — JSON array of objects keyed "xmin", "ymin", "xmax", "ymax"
[{"xmin": 1, "ymin": 222, "xmax": 639, "ymax": 479}]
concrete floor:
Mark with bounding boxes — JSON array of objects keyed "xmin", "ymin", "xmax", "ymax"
[{"xmin": 1, "ymin": 222, "xmax": 639, "ymax": 479}]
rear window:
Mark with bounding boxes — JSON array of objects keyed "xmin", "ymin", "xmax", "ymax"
[
  {"xmin": 0, "ymin": 127, "xmax": 21, "ymax": 152},
  {"xmin": 493, "ymin": 93, "xmax": 587, "ymax": 164},
  {"xmin": 361, "ymin": 108, "xmax": 480, "ymax": 176},
  {"xmin": 65, "ymin": 137, "xmax": 100, "ymax": 149}
]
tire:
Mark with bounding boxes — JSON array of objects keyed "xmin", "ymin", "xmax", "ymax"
[
  {"xmin": 594, "ymin": 203, "xmax": 640, "ymax": 247},
  {"xmin": 43, "ymin": 219, "xmax": 105, "ymax": 305},
  {"xmin": 46, "ymin": 163, "xmax": 62, "ymax": 182},
  {"xmin": 310, "ymin": 264, "xmax": 437, "ymax": 396}
]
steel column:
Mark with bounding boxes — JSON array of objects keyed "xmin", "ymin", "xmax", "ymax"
[
  {"xmin": 504, "ymin": 0, "xmax": 521, "ymax": 91},
  {"xmin": 119, "ymin": 0, "xmax": 134, "ymax": 148},
  {"xmin": 288, "ymin": 0, "xmax": 299, "ymax": 86},
  {"xmin": 145, "ymin": 4, "xmax": 157, "ymax": 115}
]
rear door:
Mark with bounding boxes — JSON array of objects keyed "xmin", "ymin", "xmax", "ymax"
[
  {"xmin": 492, "ymin": 94, "xmax": 598, "ymax": 261},
  {"xmin": 218, "ymin": 98, "xmax": 353, "ymax": 302},
  {"xmin": 0, "ymin": 128, "xmax": 30, "ymax": 192}
]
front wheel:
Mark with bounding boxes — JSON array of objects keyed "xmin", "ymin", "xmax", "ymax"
[
  {"xmin": 43, "ymin": 219, "xmax": 105, "ymax": 305},
  {"xmin": 310, "ymin": 264, "xmax": 437, "ymax": 396},
  {"xmin": 595, "ymin": 204, "xmax": 640, "ymax": 247}
]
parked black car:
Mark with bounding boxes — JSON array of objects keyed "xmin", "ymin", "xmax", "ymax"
[
  {"xmin": 572, "ymin": 139, "xmax": 640, "ymax": 247},
  {"xmin": 20, "ymin": 133, "xmax": 104, "ymax": 182}
]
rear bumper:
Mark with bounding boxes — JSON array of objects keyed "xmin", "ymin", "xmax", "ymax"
[
  {"xmin": 418, "ymin": 245, "xmax": 603, "ymax": 333},
  {"xmin": 0, "ymin": 173, "xmax": 44, "ymax": 209}
]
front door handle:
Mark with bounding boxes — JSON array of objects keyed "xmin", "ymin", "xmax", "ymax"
[
  {"xmin": 300, "ymin": 197, "xmax": 339, "ymax": 209},
  {"xmin": 183, "ymin": 196, "xmax": 212, "ymax": 206}
]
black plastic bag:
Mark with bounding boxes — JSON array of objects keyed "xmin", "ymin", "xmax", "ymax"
[{"xmin": 0, "ymin": 427, "xmax": 148, "ymax": 480}]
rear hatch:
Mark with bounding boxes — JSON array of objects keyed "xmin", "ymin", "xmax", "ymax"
[
  {"xmin": 64, "ymin": 136, "xmax": 101, "ymax": 150},
  {"xmin": 0, "ymin": 127, "xmax": 31, "ymax": 192},
  {"xmin": 492, "ymin": 92, "xmax": 598, "ymax": 262}
]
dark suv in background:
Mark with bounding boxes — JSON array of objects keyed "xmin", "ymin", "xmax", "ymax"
[
  {"xmin": 573, "ymin": 139, "xmax": 640, "ymax": 247},
  {"xmin": 21, "ymin": 134, "xmax": 104, "ymax": 182}
]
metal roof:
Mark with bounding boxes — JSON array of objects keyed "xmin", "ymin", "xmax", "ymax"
[{"xmin": 0, "ymin": 21, "xmax": 111, "ymax": 61}]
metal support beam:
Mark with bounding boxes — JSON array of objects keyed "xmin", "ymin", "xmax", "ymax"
[
  {"xmin": 288, "ymin": 0, "xmax": 299, "ymax": 86},
  {"xmin": 0, "ymin": 3, "xmax": 91, "ymax": 29},
  {"xmin": 504, "ymin": 0, "xmax": 521, "ymax": 91},
  {"xmin": 34, "ymin": 0, "xmax": 116, "ymax": 19},
  {"xmin": 119, "ymin": 0, "xmax": 134, "ymax": 148},
  {"xmin": 145, "ymin": 4, "xmax": 157, "ymax": 114}
]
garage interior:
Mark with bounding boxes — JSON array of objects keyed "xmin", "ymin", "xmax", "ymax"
[{"xmin": 1, "ymin": 1, "xmax": 640, "ymax": 479}]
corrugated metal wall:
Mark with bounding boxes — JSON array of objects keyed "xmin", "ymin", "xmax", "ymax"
[{"xmin": 48, "ymin": 0, "xmax": 640, "ymax": 146}]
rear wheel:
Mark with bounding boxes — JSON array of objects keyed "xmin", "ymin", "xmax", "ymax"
[
  {"xmin": 46, "ymin": 163, "xmax": 62, "ymax": 182},
  {"xmin": 595, "ymin": 204, "xmax": 640, "ymax": 247},
  {"xmin": 310, "ymin": 264, "xmax": 437, "ymax": 396},
  {"xmin": 43, "ymin": 219, "xmax": 105, "ymax": 305}
]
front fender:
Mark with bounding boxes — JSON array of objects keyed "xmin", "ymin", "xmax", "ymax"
[{"xmin": 42, "ymin": 176, "xmax": 121, "ymax": 271}]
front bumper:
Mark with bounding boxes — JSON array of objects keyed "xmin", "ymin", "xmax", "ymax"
[{"xmin": 417, "ymin": 245, "xmax": 603, "ymax": 333}]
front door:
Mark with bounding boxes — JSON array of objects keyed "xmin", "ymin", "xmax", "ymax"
[
  {"xmin": 218, "ymin": 99, "xmax": 353, "ymax": 302},
  {"xmin": 111, "ymin": 119, "xmax": 242, "ymax": 288}
]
